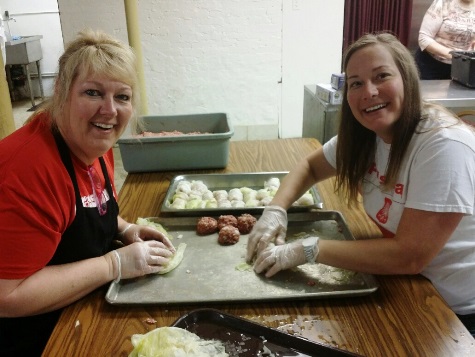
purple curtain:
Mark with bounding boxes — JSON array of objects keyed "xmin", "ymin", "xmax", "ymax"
[{"xmin": 343, "ymin": 0, "xmax": 413, "ymax": 51}]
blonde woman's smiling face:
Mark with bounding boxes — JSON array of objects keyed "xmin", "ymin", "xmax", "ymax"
[
  {"xmin": 58, "ymin": 72, "xmax": 133, "ymax": 165},
  {"xmin": 345, "ymin": 44, "xmax": 404, "ymax": 143}
]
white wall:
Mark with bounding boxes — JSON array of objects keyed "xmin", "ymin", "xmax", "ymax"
[
  {"xmin": 53, "ymin": 0, "xmax": 345, "ymax": 139},
  {"xmin": 57, "ymin": 1, "xmax": 128, "ymax": 45},
  {"xmin": 138, "ymin": 0, "xmax": 283, "ymax": 140},
  {"xmin": 282, "ymin": 1, "xmax": 344, "ymax": 138},
  {"xmin": 0, "ymin": 0, "xmax": 63, "ymax": 97}
]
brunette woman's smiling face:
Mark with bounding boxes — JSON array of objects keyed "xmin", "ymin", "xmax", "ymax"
[
  {"xmin": 58, "ymin": 72, "xmax": 133, "ymax": 165},
  {"xmin": 345, "ymin": 44, "xmax": 404, "ymax": 143}
]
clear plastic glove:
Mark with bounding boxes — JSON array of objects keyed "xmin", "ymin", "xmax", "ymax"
[
  {"xmin": 253, "ymin": 240, "xmax": 306, "ymax": 278},
  {"xmin": 246, "ymin": 205, "xmax": 288, "ymax": 263},
  {"xmin": 112, "ymin": 240, "xmax": 175, "ymax": 281},
  {"xmin": 119, "ymin": 224, "xmax": 175, "ymax": 253}
]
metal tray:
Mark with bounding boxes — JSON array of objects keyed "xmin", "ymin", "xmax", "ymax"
[
  {"xmin": 160, "ymin": 172, "xmax": 323, "ymax": 215},
  {"xmin": 105, "ymin": 211, "xmax": 378, "ymax": 305},
  {"xmin": 171, "ymin": 308, "xmax": 361, "ymax": 356}
]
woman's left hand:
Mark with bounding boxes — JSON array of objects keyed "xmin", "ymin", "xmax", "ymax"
[
  {"xmin": 254, "ymin": 240, "xmax": 307, "ymax": 278},
  {"xmin": 119, "ymin": 224, "xmax": 175, "ymax": 253}
]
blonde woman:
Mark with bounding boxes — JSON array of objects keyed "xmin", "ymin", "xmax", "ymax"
[{"xmin": 0, "ymin": 30, "xmax": 175, "ymax": 355}]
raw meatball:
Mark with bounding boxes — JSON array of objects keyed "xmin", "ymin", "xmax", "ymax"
[
  {"xmin": 218, "ymin": 225, "xmax": 240, "ymax": 245},
  {"xmin": 196, "ymin": 217, "xmax": 218, "ymax": 235},
  {"xmin": 237, "ymin": 213, "xmax": 257, "ymax": 234},
  {"xmin": 217, "ymin": 215, "xmax": 238, "ymax": 230}
]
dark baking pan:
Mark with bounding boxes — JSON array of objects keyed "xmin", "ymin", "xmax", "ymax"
[{"xmin": 172, "ymin": 308, "xmax": 361, "ymax": 356}]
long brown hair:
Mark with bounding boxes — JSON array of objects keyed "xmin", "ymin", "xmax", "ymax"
[{"xmin": 335, "ymin": 32, "xmax": 422, "ymax": 204}]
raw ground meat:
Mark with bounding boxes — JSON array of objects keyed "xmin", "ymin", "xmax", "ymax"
[
  {"xmin": 136, "ymin": 130, "xmax": 209, "ymax": 137},
  {"xmin": 218, "ymin": 225, "xmax": 240, "ymax": 245},
  {"xmin": 237, "ymin": 213, "xmax": 257, "ymax": 234},
  {"xmin": 196, "ymin": 217, "xmax": 218, "ymax": 235},
  {"xmin": 217, "ymin": 215, "xmax": 238, "ymax": 230}
]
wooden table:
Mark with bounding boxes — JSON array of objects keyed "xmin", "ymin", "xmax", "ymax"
[{"xmin": 43, "ymin": 138, "xmax": 475, "ymax": 357}]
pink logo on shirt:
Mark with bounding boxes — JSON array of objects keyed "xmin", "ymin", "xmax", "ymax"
[{"xmin": 376, "ymin": 197, "xmax": 392, "ymax": 224}]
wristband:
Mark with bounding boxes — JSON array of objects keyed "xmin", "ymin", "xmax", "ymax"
[
  {"xmin": 119, "ymin": 223, "xmax": 134, "ymax": 237},
  {"xmin": 112, "ymin": 250, "xmax": 121, "ymax": 283},
  {"xmin": 302, "ymin": 236, "xmax": 319, "ymax": 264}
]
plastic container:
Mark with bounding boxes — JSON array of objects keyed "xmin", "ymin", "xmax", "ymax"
[
  {"xmin": 118, "ymin": 113, "xmax": 233, "ymax": 172},
  {"xmin": 451, "ymin": 51, "xmax": 475, "ymax": 88}
]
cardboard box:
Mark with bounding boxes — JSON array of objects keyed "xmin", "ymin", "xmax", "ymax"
[
  {"xmin": 118, "ymin": 113, "xmax": 233, "ymax": 172},
  {"xmin": 331, "ymin": 73, "xmax": 345, "ymax": 90},
  {"xmin": 316, "ymin": 83, "xmax": 343, "ymax": 105}
]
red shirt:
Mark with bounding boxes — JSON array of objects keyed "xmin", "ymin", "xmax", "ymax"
[{"xmin": 0, "ymin": 113, "xmax": 116, "ymax": 279}]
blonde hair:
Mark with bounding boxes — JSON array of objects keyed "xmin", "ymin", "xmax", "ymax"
[{"xmin": 34, "ymin": 29, "xmax": 140, "ymax": 132}]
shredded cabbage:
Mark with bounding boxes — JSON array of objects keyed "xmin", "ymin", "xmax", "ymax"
[{"xmin": 129, "ymin": 326, "xmax": 229, "ymax": 357}]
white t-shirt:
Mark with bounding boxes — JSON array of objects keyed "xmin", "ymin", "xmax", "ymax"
[{"xmin": 323, "ymin": 109, "xmax": 475, "ymax": 314}]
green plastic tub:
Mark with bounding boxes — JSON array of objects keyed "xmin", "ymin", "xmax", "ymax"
[{"xmin": 118, "ymin": 113, "xmax": 233, "ymax": 173}]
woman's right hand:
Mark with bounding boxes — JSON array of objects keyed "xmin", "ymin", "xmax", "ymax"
[
  {"xmin": 111, "ymin": 240, "xmax": 174, "ymax": 281},
  {"xmin": 246, "ymin": 205, "xmax": 288, "ymax": 263}
]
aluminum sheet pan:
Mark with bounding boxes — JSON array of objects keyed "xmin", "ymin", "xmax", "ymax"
[
  {"xmin": 171, "ymin": 308, "xmax": 361, "ymax": 356},
  {"xmin": 105, "ymin": 211, "xmax": 378, "ymax": 305},
  {"xmin": 160, "ymin": 172, "xmax": 323, "ymax": 216}
]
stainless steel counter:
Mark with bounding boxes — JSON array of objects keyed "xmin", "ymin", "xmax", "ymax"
[
  {"xmin": 420, "ymin": 79, "xmax": 475, "ymax": 108},
  {"xmin": 303, "ymin": 80, "xmax": 475, "ymax": 143},
  {"xmin": 5, "ymin": 35, "xmax": 44, "ymax": 107},
  {"xmin": 305, "ymin": 80, "xmax": 475, "ymax": 108}
]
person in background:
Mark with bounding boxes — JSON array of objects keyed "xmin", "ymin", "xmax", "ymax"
[
  {"xmin": 247, "ymin": 32, "xmax": 475, "ymax": 336},
  {"xmin": 0, "ymin": 29, "xmax": 176, "ymax": 356},
  {"xmin": 415, "ymin": 0, "xmax": 475, "ymax": 79}
]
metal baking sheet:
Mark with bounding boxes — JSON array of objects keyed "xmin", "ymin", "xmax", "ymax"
[
  {"xmin": 171, "ymin": 308, "xmax": 361, "ymax": 356},
  {"xmin": 160, "ymin": 172, "xmax": 323, "ymax": 215},
  {"xmin": 105, "ymin": 211, "xmax": 378, "ymax": 305}
]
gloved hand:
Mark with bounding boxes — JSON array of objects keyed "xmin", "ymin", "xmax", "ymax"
[
  {"xmin": 110, "ymin": 240, "xmax": 175, "ymax": 281},
  {"xmin": 119, "ymin": 223, "xmax": 175, "ymax": 253},
  {"xmin": 246, "ymin": 205, "xmax": 288, "ymax": 263},
  {"xmin": 253, "ymin": 240, "xmax": 307, "ymax": 278}
]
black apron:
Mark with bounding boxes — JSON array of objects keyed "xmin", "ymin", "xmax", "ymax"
[{"xmin": 0, "ymin": 132, "xmax": 119, "ymax": 356}]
